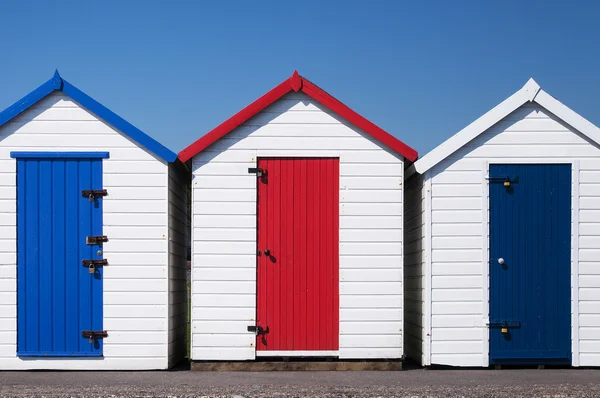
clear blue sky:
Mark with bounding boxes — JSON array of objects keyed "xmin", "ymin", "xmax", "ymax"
[{"xmin": 1, "ymin": 0, "xmax": 599, "ymax": 156}]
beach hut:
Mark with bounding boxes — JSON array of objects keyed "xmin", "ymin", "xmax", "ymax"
[
  {"xmin": 179, "ymin": 71, "xmax": 417, "ymax": 362},
  {"xmin": 0, "ymin": 71, "xmax": 188, "ymax": 370},
  {"xmin": 405, "ymin": 78, "xmax": 600, "ymax": 367}
]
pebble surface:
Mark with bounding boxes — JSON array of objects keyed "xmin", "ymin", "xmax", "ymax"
[{"xmin": 0, "ymin": 368, "xmax": 598, "ymax": 397}]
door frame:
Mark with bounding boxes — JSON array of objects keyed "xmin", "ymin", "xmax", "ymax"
[
  {"xmin": 481, "ymin": 159, "xmax": 579, "ymax": 366},
  {"xmin": 253, "ymin": 155, "xmax": 341, "ymax": 357}
]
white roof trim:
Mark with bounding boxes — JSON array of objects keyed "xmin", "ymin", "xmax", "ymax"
[
  {"xmin": 534, "ymin": 90, "xmax": 600, "ymax": 145},
  {"xmin": 411, "ymin": 78, "xmax": 600, "ymax": 176}
]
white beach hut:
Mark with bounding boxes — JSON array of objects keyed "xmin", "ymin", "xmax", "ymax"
[
  {"xmin": 179, "ymin": 71, "xmax": 418, "ymax": 363},
  {"xmin": 405, "ymin": 78, "xmax": 600, "ymax": 367},
  {"xmin": 0, "ymin": 71, "xmax": 188, "ymax": 370}
]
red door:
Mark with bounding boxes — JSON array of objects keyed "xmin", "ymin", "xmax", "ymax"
[{"xmin": 256, "ymin": 158, "xmax": 339, "ymax": 352}]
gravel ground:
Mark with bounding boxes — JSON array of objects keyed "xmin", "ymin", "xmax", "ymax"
[{"xmin": 0, "ymin": 368, "xmax": 599, "ymax": 397}]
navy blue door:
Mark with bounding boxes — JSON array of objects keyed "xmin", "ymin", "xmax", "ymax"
[
  {"xmin": 15, "ymin": 154, "xmax": 105, "ymax": 357},
  {"xmin": 489, "ymin": 164, "xmax": 571, "ymax": 364}
]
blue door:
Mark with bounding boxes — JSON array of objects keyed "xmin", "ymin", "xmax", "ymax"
[
  {"xmin": 14, "ymin": 153, "xmax": 106, "ymax": 357},
  {"xmin": 489, "ymin": 164, "xmax": 571, "ymax": 365}
]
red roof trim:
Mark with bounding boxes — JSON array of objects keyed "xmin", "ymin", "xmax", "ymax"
[{"xmin": 178, "ymin": 71, "xmax": 418, "ymax": 162}]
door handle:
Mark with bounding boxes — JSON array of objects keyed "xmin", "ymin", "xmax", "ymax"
[
  {"xmin": 498, "ymin": 258, "xmax": 505, "ymax": 265},
  {"xmin": 264, "ymin": 249, "xmax": 271, "ymax": 257}
]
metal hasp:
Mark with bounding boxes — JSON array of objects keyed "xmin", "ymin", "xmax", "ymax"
[
  {"xmin": 86, "ymin": 235, "xmax": 108, "ymax": 245},
  {"xmin": 82, "ymin": 189, "xmax": 108, "ymax": 202},
  {"xmin": 82, "ymin": 259, "xmax": 108, "ymax": 273},
  {"xmin": 488, "ymin": 321, "xmax": 520, "ymax": 328},
  {"xmin": 488, "ymin": 321, "xmax": 520, "ymax": 335},
  {"xmin": 247, "ymin": 325, "xmax": 269, "ymax": 335},
  {"xmin": 81, "ymin": 259, "xmax": 108, "ymax": 267},
  {"xmin": 487, "ymin": 176, "xmax": 519, "ymax": 187},
  {"xmin": 248, "ymin": 325, "xmax": 270, "ymax": 346},
  {"xmin": 82, "ymin": 330, "xmax": 108, "ymax": 344},
  {"xmin": 248, "ymin": 167, "xmax": 264, "ymax": 177}
]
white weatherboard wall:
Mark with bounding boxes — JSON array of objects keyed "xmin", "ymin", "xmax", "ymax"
[
  {"xmin": 191, "ymin": 92, "xmax": 404, "ymax": 360},
  {"xmin": 411, "ymin": 102, "xmax": 600, "ymax": 367},
  {"xmin": 0, "ymin": 92, "xmax": 187, "ymax": 370}
]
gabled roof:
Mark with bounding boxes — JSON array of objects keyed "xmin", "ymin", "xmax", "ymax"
[
  {"xmin": 0, "ymin": 71, "xmax": 177, "ymax": 162},
  {"xmin": 178, "ymin": 71, "xmax": 418, "ymax": 162},
  {"xmin": 411, "ymin": 78, "xmax": 600, "ymax": 176}
]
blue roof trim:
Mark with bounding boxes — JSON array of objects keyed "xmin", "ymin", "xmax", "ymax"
[
  {"xmin": 61, "ymin": 79, "xmax": 177, "ymax": 162},
  {"xmin": 11, "ymin": 152, "xmax": 110, "ymax": 159},
  {"xmin": 0, "ymin": 71, "xmax": 177, "ymax": 163},
  {"xmin": 0, "ymin": 71, "xmax": 62, "ymax": 127}
]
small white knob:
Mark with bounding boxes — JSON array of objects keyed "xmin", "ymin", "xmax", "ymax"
[{"xmin": 498, "ymin": 258, "xmax": 504, "ymax": 265}]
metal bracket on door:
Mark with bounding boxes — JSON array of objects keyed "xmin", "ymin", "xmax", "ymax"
[
  {"xmin": 248, "ymin": 168, "xmax": 265, "ymax": 177},
  {"xmin": 487, "ymin": 321, "xmax": 520, "ymax": 328},
  {"xmin": 248, "ymin": 325, "xmax": 270, "ymax": 345},
  {"xmin": 81, "ymin": 259, "xmax": 108, "ymax": 273},
  {"xmin": 86, "ymin": 235, "xmax": 108, "ymax": 245},
  {"xmin": 485, "ymin": 176, "xmax": 519, "ymax": 187},
  {"xmin": 247, "ymin": 325, "xmax": 269, "ymax": 334},
  {"xmin": 82, "ymin": 330, "xmax": 108, "ymax": 344},
  {"xmin": 82, "ymin": 189, "xmax": 108, "ymax": 202},
  {"xmin": 81, "ymin": 259, "xmax": 108, "ymax": 266},
  {"xmin": 488, "ymin": 321, "xmax": 520, "ymax": 334}
]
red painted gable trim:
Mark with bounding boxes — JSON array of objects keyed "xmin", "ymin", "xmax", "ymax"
[{"xmin": 178, "ymin": 71, "xmax": 418, "ymax": 162}]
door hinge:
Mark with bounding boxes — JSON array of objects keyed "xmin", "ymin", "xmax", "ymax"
[
  {"xmin": 248, "ymin": 167, "xmax": 265, "ymax": 177},
  {"xmin": 82, "ymin": 189, "xmax": 108, "ymax": 202},
  {"xmin": 82, "ymin": 330, "xmax": 108, "ymax": 344},
  {"xmin": 86, "ymin": 235, "xmax": 108, "ymax": 245}
]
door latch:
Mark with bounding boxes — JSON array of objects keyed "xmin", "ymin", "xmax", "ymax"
[
  {"xmin": 248, "ymin": 325, "xmax": 270, "ymax": 345},
  {"xmin": 488, "ymin": 321, "xmax": 520, "ymax": 334},
  {"xmin": 82, "ymin": 330, "xmax": 108, "ymax": 344},
  {"xmin": 82, "ymin": 259, "xmax": 108, "ymax": 273},
  {"xmin": 486, "ymin": 176, "xmax": 519, "ymax": 187},
  {"xmin": 86, "ymin": 235, "xmax": 108, "ymax": 245},
  {"xmin": 247, "ymin": 325, "xmax": 269, "ymax": 335},
  {"xmin": 82, "ymin": 189, "xmax": 108, "ymax": 202},
  {"xmin": 248, "ymin": 167, "xmax": 265, "ymax": 177}
]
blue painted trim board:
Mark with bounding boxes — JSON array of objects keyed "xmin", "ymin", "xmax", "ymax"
[
  {"xmin": 0, "ymin": 71, "xmax": 177, "ymax": 163},
  {"xmin": 17, "ymin": 352, "xmax": 103, "ymax": 357},
  {"xmin": 0, "ymin": 71, "xmax": 61, "ymax": 127},
  {"xmin": 11, "ymin": 152, "xmax": 110, "ymax": 159}
]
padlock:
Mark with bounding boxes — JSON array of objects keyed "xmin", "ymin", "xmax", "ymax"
[
  {"xmin": 501, "ymin": 327, "xmax": 508, "ymax": 334},
  {"xmin": 89, "ymin": 193, "xmax": 95, "ymax": 202},
  {"xmin": 88, "ymin": 264, "xmax": 95, "ymax": 274},
  {"xmin": 89, "ymin": 335, "xmax": 94, "ymax": 344}
]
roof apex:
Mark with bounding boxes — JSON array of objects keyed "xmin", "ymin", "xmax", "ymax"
[
  {"xmin": 522, "ymin": 78, "xmax": 541, "ymax": 101},
  {"xmin": 411, "ymin": 78, "xmax": 600, "ymax": 176},
  {"xmin": 178, "ymin": 72, "xmax": 418, "ymax": 162},
  {"xmin": 51, "ymin": 70, "xmax": 63, "ymax": 90},
  {"xmin": 0, "ymin": 72, "xmax": 177, "ymax": 163}
]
